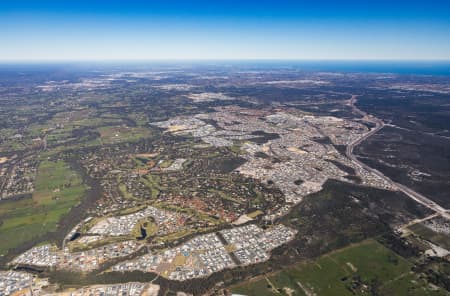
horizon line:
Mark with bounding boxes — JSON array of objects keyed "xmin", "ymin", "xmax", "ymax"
[{"xmin": 1, "ymin": 58, "xmax": 450, "ymax": 63}]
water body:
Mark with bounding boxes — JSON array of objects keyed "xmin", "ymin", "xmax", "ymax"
[
  {"xmin": 69, "ymin": 232, "xmax": 81, "ymax": 242},
  {"xmin": 229, "ymin": 60, "xmax": 450, "ymax": 76},
  {"xmin": 1, "ymin": 60, "xmax": 450, "ymax": 76},
  {"xmin": 137, "ymin": 226, "xmax": 147, "ymax": 240}
]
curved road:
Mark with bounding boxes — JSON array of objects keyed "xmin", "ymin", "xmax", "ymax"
[{"xmin": 346, "ymin": 96, "xmax": 449, "ymax": 219}]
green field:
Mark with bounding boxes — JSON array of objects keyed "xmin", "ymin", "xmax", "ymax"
[
  {"xmin": 97, "ymin": 125, "xmax": 152, "ymax": 144},
  {"xmin": 159, "ymin": 159, "xmax": 173, "ymax": 169},
  {"xmin": 0, "ymin": 160, "xmax": 87, "ymax": 255},
  {"xmin": 231, "ymin": 239, "xmax": 446, "ymax": 296},
  {"xmin": 140, "ymin": 174, "xmax": 162, "ymax": 199},
  {"xmin": 209, "ymin": 188, "xmax": 243, "ymax": 204}
]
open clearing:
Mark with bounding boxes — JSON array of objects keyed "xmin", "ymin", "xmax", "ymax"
[
  {"xmin": 0, "ymin": 160, "xmax": 87, "ymax": 256},
  {"xmin": 231, "ymin": 239, "xmax": 447, "ymax": 296},
  {"xmin": 408, "ymin": 223, "xmax": 450, "ymax": 250},
  {"xmin": 97, "ymin": 126, "xmax": 152, "ymax": 144}
]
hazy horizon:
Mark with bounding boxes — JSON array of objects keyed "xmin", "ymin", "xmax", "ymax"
[{"xmin": 2, "ymin": 59, "xmax": 450, "ymax": 76}]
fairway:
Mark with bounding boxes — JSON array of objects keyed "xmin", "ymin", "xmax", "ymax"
[
  {"xmin": 0, "ymin": 160, "xmax": 87, "ymax": 256},
  {"xmin": 231, "ymin": 239, "xmax": 447, "ymax": 296}
]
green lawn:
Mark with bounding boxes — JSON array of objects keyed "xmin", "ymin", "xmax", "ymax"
[
  {"xmin": 97, "ymin": 126, "xmax": 152, "ymax": 144},
  {"xmin": 0, "ymin": 160, "xmax": 87, "ymax": 255},
  {"xmin": 209, "ymin": 188, "xmax": 243, "ymax": 204},
  {"xmin": 231, "ymin": 239, "xmax": 447, "ymax": 296}
]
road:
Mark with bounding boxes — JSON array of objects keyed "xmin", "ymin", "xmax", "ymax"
[
  {"xmin": 397, "ymin": 212, "xmax": 440, "ymax": 235},
  {"xmin": 346, "ymin": 96, "xmax": 449, "ymax": 219}
]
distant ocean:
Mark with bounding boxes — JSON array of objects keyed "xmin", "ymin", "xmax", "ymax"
[
  {"xmin": 1, "ymin": 60, "xmax": 450, "ymax": 76},
  {"xmin": 232, "ymin": 60, "xmax": 450, "ymax": 76}
]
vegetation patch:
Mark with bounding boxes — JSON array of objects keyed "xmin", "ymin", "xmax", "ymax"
[
  {"xmin": 231, "ymin": 239, "xmax": 447, "ymax": 296},
  {"xmin": 247, "ymin": 210, "xmax": 264, "ymax": 218},
  {"xmin": 97, "ymin": 126, "xmax": 152, "ymax": 144},
  {"xmin": 0, "ymin": 160, "xmax": 87, "ymax": 256},
  {"xmin": 408, "ymin": 223, "xmax": 450, "ymax": 250}
]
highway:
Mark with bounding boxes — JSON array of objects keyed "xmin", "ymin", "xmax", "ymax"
[{"xmin": 346, "ymin": 96, "xmax": 449, "ymax": 219}]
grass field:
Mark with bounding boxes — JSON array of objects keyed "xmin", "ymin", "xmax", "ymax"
[
  {"xmin": 247, "ymin": 210, "xmax": 264, "ymax": 218},
  {"xmin": 231, "ymin": 239, "xmax": 446, "ymax": 296},
  {"xmin": 118, "ymin": 183, "xmax": 135, "ymax": 199},
  {"xmin": 140, "ymin": 174, "xmax": 162, "ymax": 199},
  {"xmin": 159, "ymin": 159, "xmax": 173, "ymax": 169},
  {"xmin": 0, "ymin": 160, "xmax": 87, "ymax": 256},
  {"xmin": 97, "ymin": 126, "xmax": 152, "ymax": 144},
  {"xmin": 209, "ymin": 188, "xmax": 243, "ymax": 204}
]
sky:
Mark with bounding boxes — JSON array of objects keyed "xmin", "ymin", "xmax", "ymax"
[{"xmin": 1, "ymin": 0, "xmax": 450, "ymax": 61}]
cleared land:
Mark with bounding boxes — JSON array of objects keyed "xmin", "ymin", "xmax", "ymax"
[
  {"xmin": 0, "ymin": 160, "xmax": 87, "ymax": 255},
  {"xmin": 97, "ymin": 126, "xmax": 152, "ymax": 144},
  {"xmin": 231, "ymin": 239, "xmax": 447, "ymax": 296},
  {"xmin": 408, "ymin": 223, "xmax": 450, "ymax": 250}
]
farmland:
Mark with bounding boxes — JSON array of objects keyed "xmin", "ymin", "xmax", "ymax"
[
  {"xmin": 0, "ymin": 160, "xmax": 87, "ymax": 256},
  {"xmin": 231, "ymin": 239, "xmax": 447, "ymax": 296}
]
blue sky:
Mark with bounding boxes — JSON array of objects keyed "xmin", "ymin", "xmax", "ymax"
[{"xmin": 1, "ymin": 0, "xmax": 450, "ymax": 60}]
